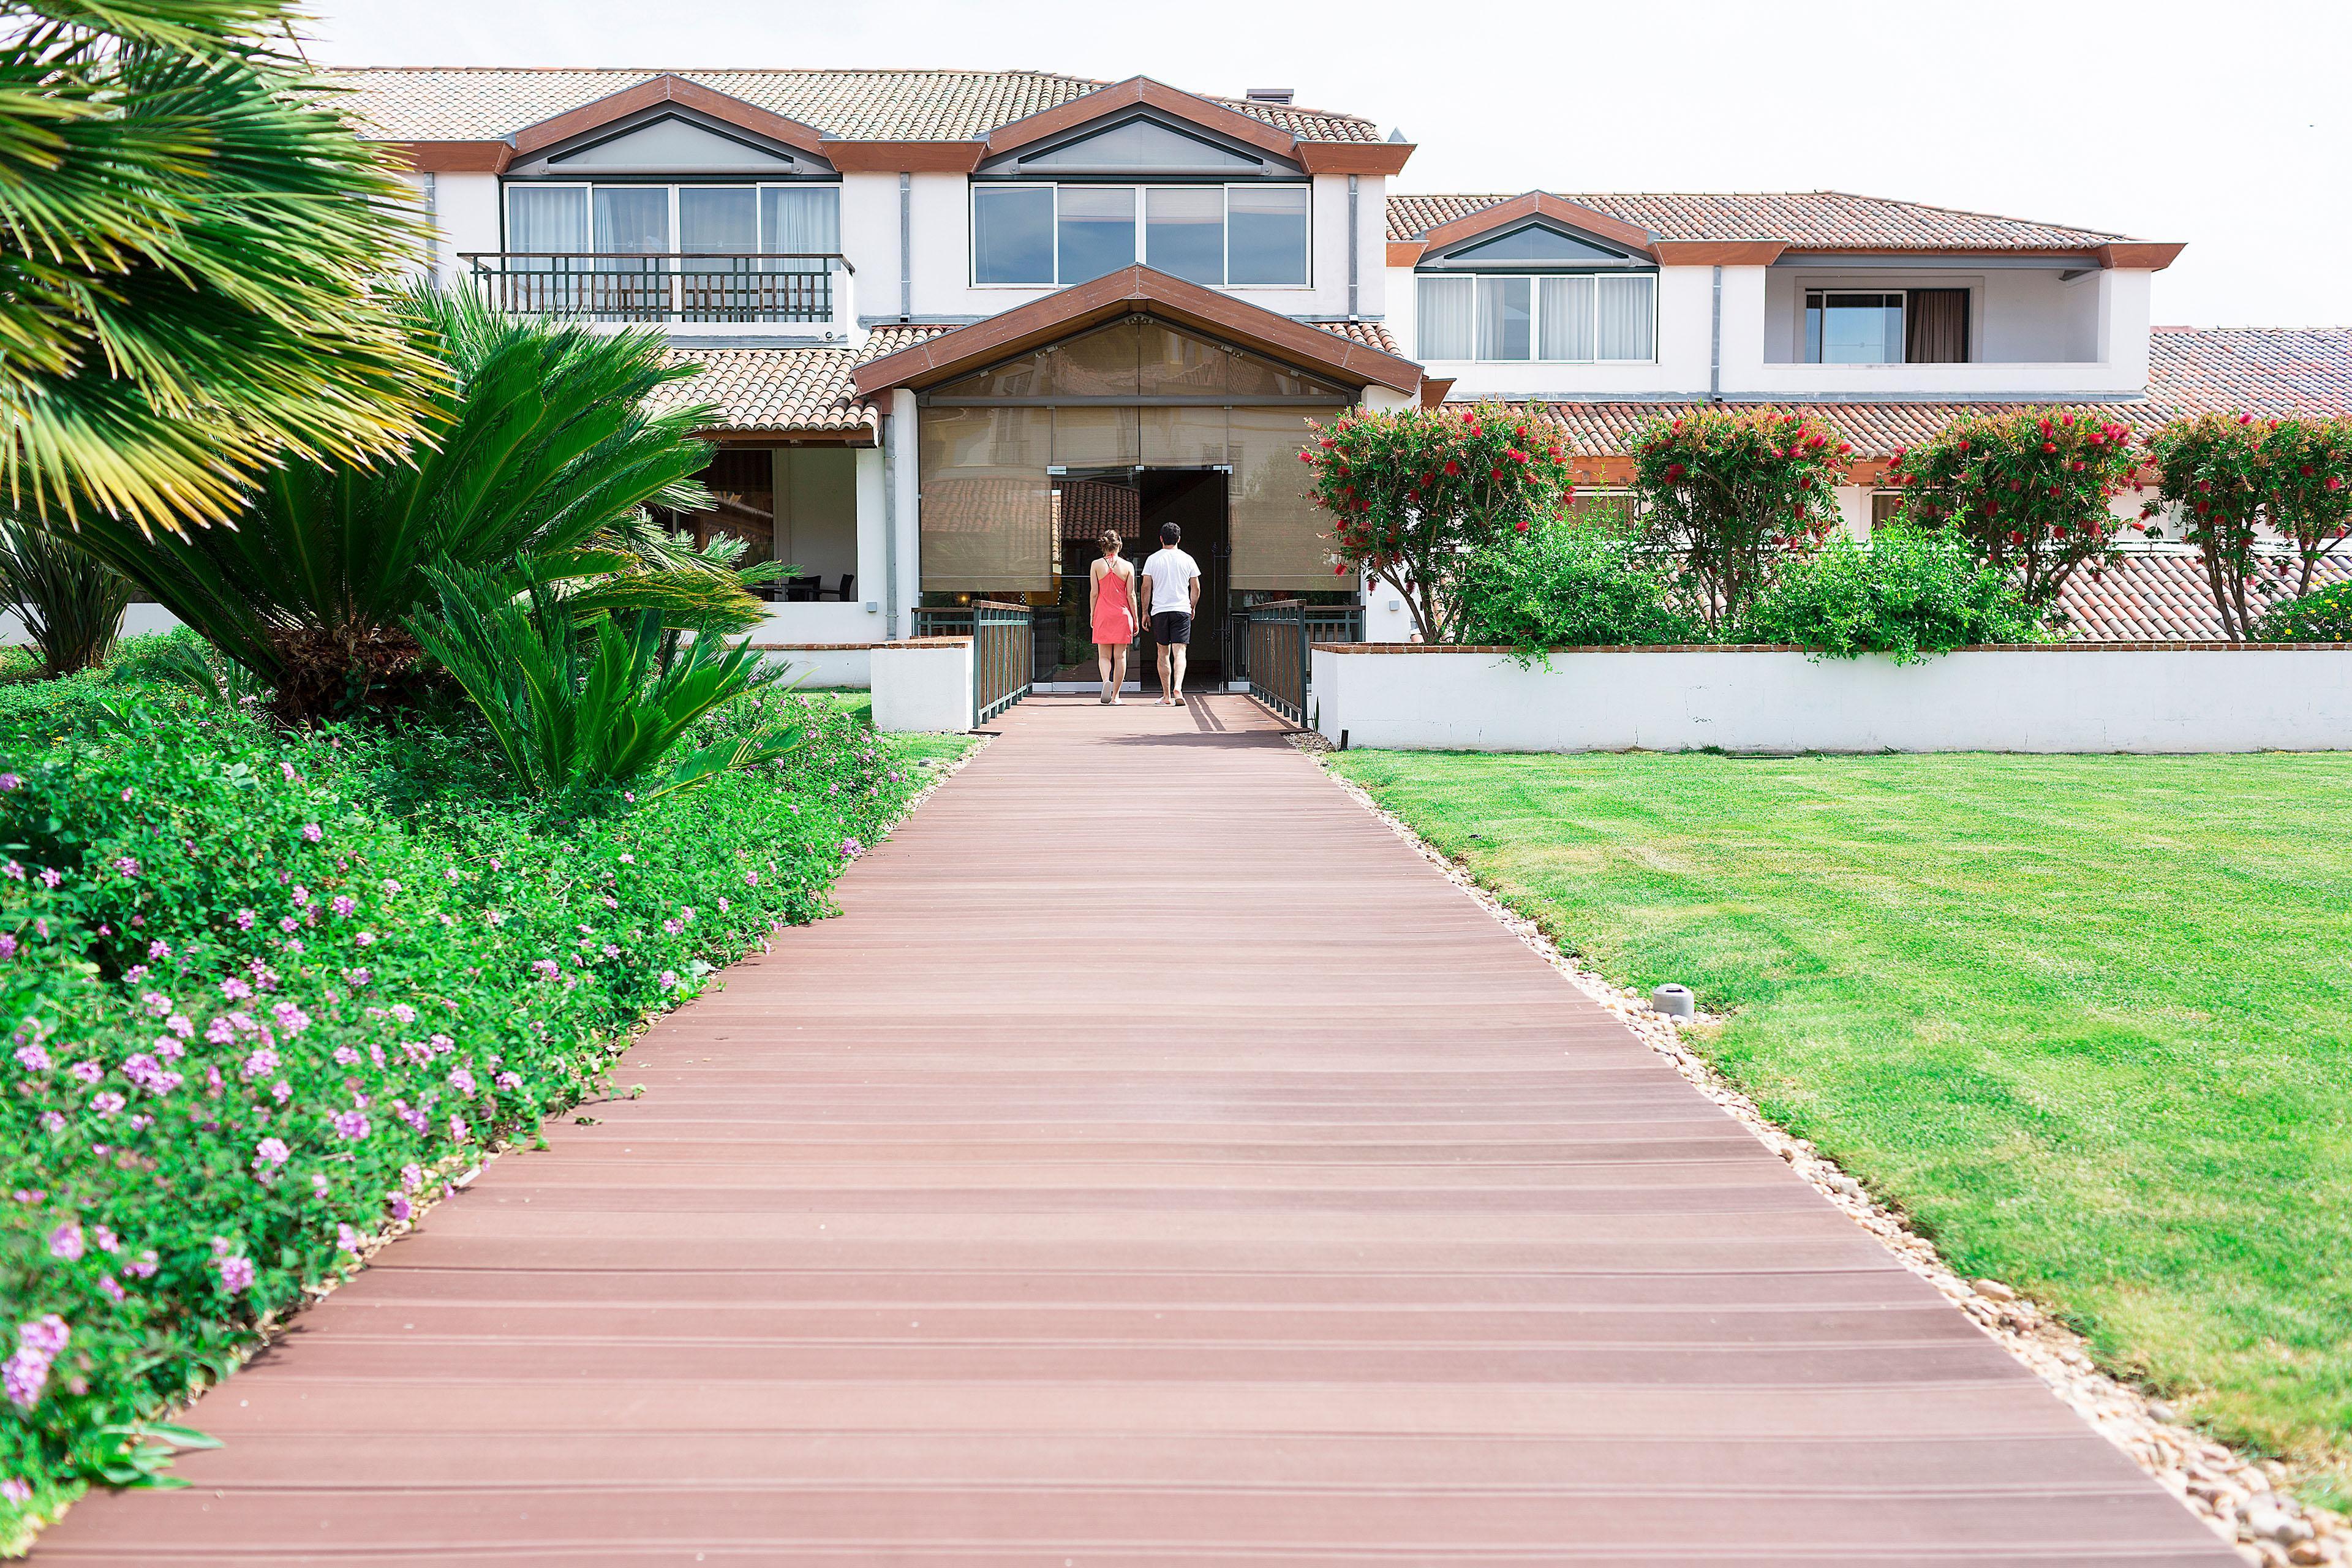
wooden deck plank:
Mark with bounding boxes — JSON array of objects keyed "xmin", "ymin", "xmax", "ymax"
[{"xmin": 34, "ymin": 695, "xmax": 2235, "ymax": 1564}]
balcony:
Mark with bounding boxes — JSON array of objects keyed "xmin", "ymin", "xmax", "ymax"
[{"xmin": 458, "ymin": 252, "xmax": 853, "ymax": 335}]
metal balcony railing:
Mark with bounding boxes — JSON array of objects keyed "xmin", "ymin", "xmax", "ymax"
[{"xmin": 458, "ymin": 253, "xmax": 851, "ymax": 325}]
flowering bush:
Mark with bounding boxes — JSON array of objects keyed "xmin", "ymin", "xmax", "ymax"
[
  {"xmin": 0, "ymin": 664, "xmax": 937, "ymax": 1523},
  {"xmin": 2262, "ymin": 416, "xmax": 2352, "ymax": 597},
  {"xmin": 1298, "ymin": 403, "xmax": 1576, "ymax": 643},
  {"xmin": 1455, "ymin": 518, "xmax": 1700, "ymax": 662},
  {"xmin": 2256, "ymin": 579, "xmax": 2352, "ymax": 643},
  {"xmin": 2141, "ymin": 413, "xmax": 2274, "ymax": 639},
  {"xmin": 1887, "ymin": 409, "xmax": 2139, "ymax": 609},
  {"xmin": 1631, "ymin": 409, "xmax": 1850, "ymax": 632},
  {"xmin": 1736, "ymin": 527, "xmax": 2046, "ymax": 663}
]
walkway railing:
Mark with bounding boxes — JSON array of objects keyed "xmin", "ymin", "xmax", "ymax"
[
  {"xmin": 458, "ymin": 252, "xmax": 849, "ymax": 324},
  {"xmin": 971, "ymin": 601, "xmax": 1033, "ymax": 724},
  {"xmin": 1247, "ymin": 600, "xmax": 1309, "ymax": 725}
]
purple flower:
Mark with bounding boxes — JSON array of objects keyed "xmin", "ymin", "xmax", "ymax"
[
  {"xmin": 839, "ymin": 837, "xmax": 864, "ymax": 860},
  {"xmin": 234, "ymin": 908, "xmax": 256, "ymax": 931},
  {"xmin": 4, "ymin": 1350, "xmax": 48, "ymax": 1409},
  {"xmin": 96, "ymin": 1276, "xmax": 124, "ymax": 1305},
  {"xmin": 36, "ymin": 1112, "xmax": 61, "ymax": 1133},
  {"xmin": 448, "ymin": 1114, "xmax": 470, "ymax": 1141},
  {"xmin": 221, "ymin": 977, "xmax": 253, "ymax": 1001},
  {"xmin": 390, "ymin": 1193, "xmax": 413, "ymax": 1224},
  {"xmin": 126, "ymin": 1251, "xmax": 157, "ymax": 1279},
  {"xmin": 241, "ymin": 1048, "xmax": 279, "ymax": 1081},
  {"xmin": 13, "ymin": 1044, "xmax": 50, "ymax": 1072},
  {"xmin": 381, "ymin": 878, "xmax": 402, "ymax": 895},
  {"xmin": 216, "ymin": 1255, "xmax": 254, "ymax": 1295},
  {"xmin": 448, "ymin": 1067, "xmax": 476, "ymax": 1096},
  {"xmin": 146, "ymin": 940, "xmax": 170, "ymax": 960},
  {"xmin": 494, "ymin": 1071, "xmax": 521, "ymax": 1091},
  {"xmin": 121, "ymin": 1055, "xmax": 181, "ymax": 1095},
  {"xmin": 166, "ymin": 1013, "xmax": 193, "ymax": 1039},
  {"xmin": 20, "ymin": 1316, "xmax": 69, "ymax": 1360},
  {"xmin": 271, "ymin": 1002, "xmax": 310, "ymax": 1036},
  {"xmin": 388, "ymin": 1003, "xmax": 417, "ymax": 1026},
  {"xmin": 36, "ymin": 869, "xmax": 58, "ymax": 889},
  {"xmin": 253, "ymin": 1137, "xmax": 290, "ymax": 1171},
  {"xmin": 91, "ymin": 1226, "xmax": 118, "ymax": 1254},
  {"xmin": 347, "ymin": 969, "xmax": 371, "ymax": 987},
  {"xmin": 47, "ymin": 1222, "xmax": 83, "ymax": 1261},
  {"xmin": 530, "ymin": 959, "xmax": 559, "ymax": 981},
  {"xmin": 336, "ymin": 1224, "xmax": 363, "ymax": 1255},
  {"xmin": 331, "ymin": 1110, "xmax": 371, "ymax": 1140},
  {"xmin": 0, "ymin": 937, "xmax": 15, "ymax": 962},
  {"xmin": 660, "ymin": 970, "xmax": 679, "ymax": 988},
  {"xmin": 0, "ymin": 772, "xmax": 17, "ymax": 790},
  {"xmin": 300, "ymin": 824, "xmax": 323, "ymax": 843},
  {"xmin": 68, "ymin": 1060, "xmax": 100, "ymax": 1084},
  {"xmin": 89, "ymin": 1091, "xmax": 126, "ymax": 1118},
  {"xmin": 0, "ymin": 1477, "xmax": 28, "ymax": 1504},
  {"xmin": 400, "ymin": 1164, "xmax": 423, "ymax": 1193},
  {"xmin": 111, "ymin": 856, "xmax": 140, "ymax": 878},
  {"xmin": 744, "ymin": 870, "xmax": 759, "ymax": 888},
  {"xmin": 331, "ymin": 895, "xmax": 355, "ymax": 918}
]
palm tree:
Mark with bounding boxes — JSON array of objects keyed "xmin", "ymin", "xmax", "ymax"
[
  {"xmin": 76, "ymin": 286, "xmax": 760, "ymax": 720},
  {"xmin": 0, "ymin": 1, "xmax": 438, "ymax": 540}
]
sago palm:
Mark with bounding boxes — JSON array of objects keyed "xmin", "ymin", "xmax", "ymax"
[
  {"xmin": 0, "ymin": 513, "xmax": 129, "ymax": 675},
  {"xmin": 0, "ymin": 1, "xmax": 437, "ymax": 538},
  {"xmin": 76, "ymin": 286, "xmax": 757, "ymax": 718}
]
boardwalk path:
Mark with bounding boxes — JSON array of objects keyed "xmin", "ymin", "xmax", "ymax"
[{"xmin": 41, "ymin": 695, "xmax": 2234, "ymax": 1564}]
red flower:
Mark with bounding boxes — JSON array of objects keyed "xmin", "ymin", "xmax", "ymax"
[
  {"xmin": 1297, "ymin": 450, "xmax": 1314, "ymax": 464},
  {"xmin": 1665, "ymin": 462, "xmax": 1686, "ymax": 480},
  {"xmin": 1513, "ymin": 519, "xmax": 1529, "ymax": 533},
  {"xmin": 1442, "ymin": 461, "xmax": 1460, "ymax": 477},
  {"xmin": 2041, "ymin": 442, "xmax": 2057, "ymax": 453}
]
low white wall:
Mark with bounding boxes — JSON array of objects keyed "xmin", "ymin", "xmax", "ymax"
[
  {"xmin": 1311, "ymin": 645, "xmax": 2352, "ymax": 754},
  {"xmin": 753, "ymin": 644, "xmax": 872, "ymax": 689},
  {"xmin": 1, "ymin": 604, "xmax": 185, "ymax": 647},
  {"xmin": 870, "ymin": 638, "xmax": 973, "ymax": 733}
]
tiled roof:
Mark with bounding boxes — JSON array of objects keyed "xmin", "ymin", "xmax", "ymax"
[
  {"xmin": 330, "ymin": 68, "xmax": 1380, "ymax": 143},
  {"xmin": 652, "ymin": 346, "xmax": 873, "ymax": 438},
  {"xmin": 2144, "ymin": 327, "xmax": 2352, "ymax": 419},
  {"xmin": 1387, "ymin": 191, "xmax": 2128, "ymax": 251},
  {"xmin": 1303, "ymin": 319, "xmax": 1403, "ymax": 355},
  {"xmin": 1502, "ymin": 401, "xmax": 2151, "ymax": 461},
  {"xmin": 2057, "ymin": 551, "xmax": 2352, "ymax": 641}
]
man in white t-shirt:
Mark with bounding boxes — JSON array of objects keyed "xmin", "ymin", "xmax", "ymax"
[{"xmin": 1139, "ymin": 521, "xmax": 1201, "ymax": 707}]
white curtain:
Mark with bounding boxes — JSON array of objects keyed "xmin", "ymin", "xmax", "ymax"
[
  {"xmin": 507, "ymin": 186, "xmax": 587, "ymax": 258},
  {"xmin": 1538, "ymin": 276, "xmax": 1595, "ymax": 361},
  {"xmin": 761, "ymin": 185, "xmax": 840, "ymax": 254},
  {"xmin": 591, "ymin": 187, "xmax": 669, "ymax": 257},
  {"xmin": 679, "ymin": 187, "xmax": 756, "ymax": 254},
  {"xmin": 1415, "ymin": 276, "xmax": 1472, "ymax": 360},
  {"xmin": 1597, "ymin": 274, "xmax": 1656, "ymax": 361},
  {"xmin": 1476, "ymin": 275, "xmax": 1531, "ymax": 361}
]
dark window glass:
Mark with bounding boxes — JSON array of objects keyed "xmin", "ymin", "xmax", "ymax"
[
  {"xmin": 973, "ymin": 185, "xmax": 1054, "ymax": 284},
  {"xmin": 1448, "ymin": 224, "xmax": 1624, "ymax": 264},
  {"xmin": 1145, "ymin": 187, "xmax": 1223, "ymax": 284},
  {"xmin": 1055, "ymin": 185, "xmax": 1136, "ymax": 282},
  {"xmin": 1806, "ymin": 290, "xmax": 1904, "ymax": 364},
  {"xmin": 1227, "ymin": 186, "xmax": 1309, "ymax": 285}
]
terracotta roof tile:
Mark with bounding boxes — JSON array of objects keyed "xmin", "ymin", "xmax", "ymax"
[
  {"xmin": 652, "ymin": 346, "xmax": 873, "ymax": 439},
  {"xmin": 2144, "ymin": 327, "xmax": 2352, "ymax": 419},
  {"xmin": 1388, "ymin": 191, "xmax": 2128, "ymax": 251},
  {"xmin": 2056, "ymin": 552, "xmax": 2352, "ymax": 641},
  {"xmin": 1303, "ymin": 319, "xmax": 1403, "ymax": 355},
  {"xmin": 330, "ymin": 68, "xmax": 1379, "ymax": 144}
]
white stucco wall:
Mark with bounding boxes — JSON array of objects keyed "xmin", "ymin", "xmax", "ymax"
[
  {"xmin": 1310, "ymin": 646, "xmax": 2352, "ymax": 754},
  {"xmin": 430, "ymin": 172, "xmax": 504, "ymax": 285},
  {"xmin": 755, "ymin": 643, "xmax": 873, "ymax": 688},
  {"xmin": 870, "ymin": 638, "xmax": 973, "ymax": 731},
  {"xmin": 1, "ymin": 604, "xmax": 184, "ymax": 648},
  {"xmin": 1390, "ymin": 264, "xmax": 1714, "ymax": 400}
]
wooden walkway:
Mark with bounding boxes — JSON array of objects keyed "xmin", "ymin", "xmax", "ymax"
[{"xmin": 40, "ymin": 695, "xmax": 2235, "ymax": 1565}]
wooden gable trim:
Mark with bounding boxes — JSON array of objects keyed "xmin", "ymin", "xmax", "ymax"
[
  {"xmin": 386, "ymin": 140, "xmax": 513, "ymax": 173},
  {"xmin": 980, "ymin": 76, "xmax": 1301, "ymax": 165},
  {"xmin": 1650, "ymin": 239, "xmax": 1787, "ymax": 266},
  {"xmin": 1298, "ymin": 142, "xmax": 1415, "ymax": 176},
  {"xmin": 508, "ymin": 74, "xmax": 830, "ymax": 162},
  {"xmin": 1415, "ymin": 192, "xmax": 1659, "ymax": 263},
  {"xmin": 2094, "ymin": 241, "xmax": 2187, "ymax": 272},
  {"xmin": 820, "ymin": 140, "xmax": 984, "ymax": 173},
  {"xmin": 851, "ymin": 265, "xmax": 1423, "ymax": 396}
]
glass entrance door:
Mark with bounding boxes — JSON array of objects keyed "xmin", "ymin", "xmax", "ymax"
[{"xmin": 1049, "ymin": 467, "xmax": 1229, "ymax": 688}]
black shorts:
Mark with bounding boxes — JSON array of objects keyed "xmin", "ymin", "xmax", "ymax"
[{"xmin": 1150, "ymin": 611, "xmax": 1193, "ymax": 646}]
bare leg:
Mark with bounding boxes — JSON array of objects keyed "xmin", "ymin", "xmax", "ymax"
[
  {"xmin": 1156, "ymin": 641, "xmax": 1175, "ymax": 703},
  {"xmin": 1169, "ymin": 640, "xmax": 1188, "ymax": 702},
  {"xmin": 1096, "ymin": 642, "xmax": 1114, "ymax": 701},
  {"xmin": 1109, "ymin": 644, "xmax": 1128, "ymax": 702}
]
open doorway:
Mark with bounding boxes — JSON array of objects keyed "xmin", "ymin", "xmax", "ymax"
[{"xmin": 1050, "ymin": 467, "xmax": 1229, "ymax": 690}]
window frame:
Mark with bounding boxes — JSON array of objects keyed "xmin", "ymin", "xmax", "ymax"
[
  {"xmin": 968, "ymin": 181, "xmax": 1313, "ymax": 290},
  {"xmin": 1415, "ymin": 270, "xmax": 1657, "ymax": 364},
  {"xmin": 499, "ymin": 179, "xmax": 841, "ymax": 258},
  {"xmin": 1804, "ymin": 288, "xmax": 1909, "ymax": 365}
]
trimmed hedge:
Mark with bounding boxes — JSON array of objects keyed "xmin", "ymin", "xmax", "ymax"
[
  {"xmin": 1736, "ymin": 526, "xmax": 2045, "ymax": 663},
  {"xmin": 0, "ymin": 658, "xmax": 943, "ymax": 1522}
]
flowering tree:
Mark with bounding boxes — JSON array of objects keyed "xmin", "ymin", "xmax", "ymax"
[
  {"xmin": 2257, "ymin": 417, "xmax": 2352, "ymax": 597},
  {"xmin": 1630, "ymin": 409, "xmax": 1849, "ymax": 633},
  {"xmin": 1887, "ymin": 409, "xmax": 2139, "ymax": 609},
  {"xmin": 2141, "ymin": 414, "xmax": 2274, "ymax": 639},
  {"xmin": 1298, "ymin": 404, "xmax": 1576, "ymax": 643}
]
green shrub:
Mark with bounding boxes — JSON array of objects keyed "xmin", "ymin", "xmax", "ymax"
[
  {"xmin": 0, "ymin": 676, "xmax": 938, "ymax": 1520},
  {"xmin": 1736, "ymin": 526, "xmax": 2045, "ymax": 662},
  {"xmin": 2256, "ymin": 579, "xmax": 2352, "ymax": 643},
  {"xmin": 1458, "ymin": 516, "xmax": 1701, "ymax": 659}
]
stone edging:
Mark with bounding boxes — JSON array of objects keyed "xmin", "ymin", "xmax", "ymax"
[{"xmin": 1292, "ymin": 730, "xmax": 2343, "ymax": 1568}]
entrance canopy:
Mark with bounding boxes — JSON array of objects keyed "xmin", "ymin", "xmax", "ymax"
[{"xmin": 910, "ymin": 316, "xmax": 1370, "ymax": 594}]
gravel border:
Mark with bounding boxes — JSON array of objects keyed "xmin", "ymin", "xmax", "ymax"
[{"xmin": 1298, "ymin": 735, "xmax": 2344, "ymax": 1568}]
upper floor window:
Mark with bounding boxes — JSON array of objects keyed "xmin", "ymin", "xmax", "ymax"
[
  {"xmin": 971, "ymin": 183, "xmax": 1310, "ymax": 288},
  {"xmin": 1804, "ymin": 288, "xmax": 1969, "ymax": 364},
  {"xmin": 505, "ymin": 182, "xmax": 840, "ymax": 261},
  {"xmin": 1416, "ymin": 273, "xmax": 1656, "ymax": 363}
]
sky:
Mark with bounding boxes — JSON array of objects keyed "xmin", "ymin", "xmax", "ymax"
[{"xmin": 302, "ymin": 0, "xmax": 2351, "ymax": 329}]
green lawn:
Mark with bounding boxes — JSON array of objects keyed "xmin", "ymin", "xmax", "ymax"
[{"xmin": 1329, "ymin": 748, "xmax": 2352, "ymax": 1497}]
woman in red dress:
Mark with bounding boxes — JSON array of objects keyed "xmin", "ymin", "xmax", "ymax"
[{"xmin": 1088, "ymin": 528, "xmax": 1139, "ymax": 705}]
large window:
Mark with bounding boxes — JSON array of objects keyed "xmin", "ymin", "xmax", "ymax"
[
  {"xmin": 971, "ymin": 183, "xmax": 1310, "ymax": 288},
  {"xmin": 503, "ymin": 182, "xmax": 840, "ymax": 260},
  {"xmin": 1803, "ymin": 288, "xmax": 1970, "ymax": 364},
  {"xmin": 1417, "ymin": 273, "xmax": 1656, "ymax": 362}
]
